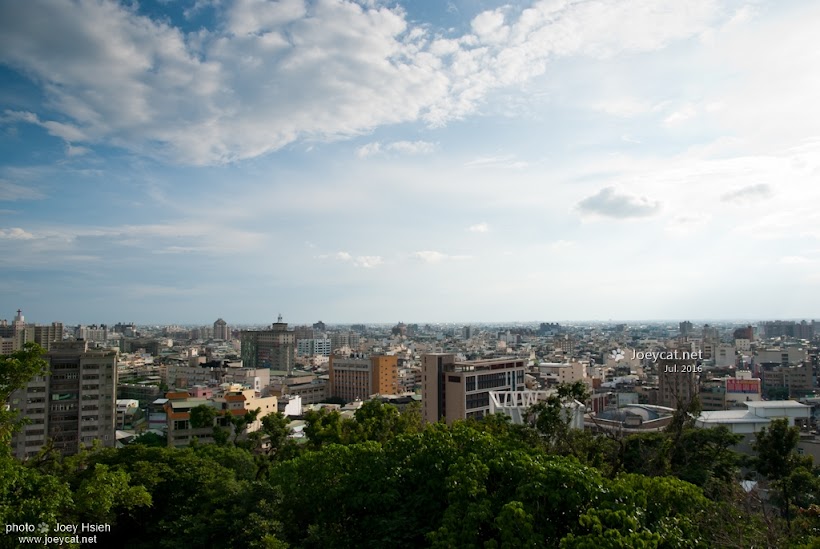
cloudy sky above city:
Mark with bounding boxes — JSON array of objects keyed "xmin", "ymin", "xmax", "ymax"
[{"xmin": 1, "ymin": 0, "xmax": 818, "ymax": 324}]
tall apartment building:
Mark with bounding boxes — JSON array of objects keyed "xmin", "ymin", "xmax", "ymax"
[
  {"xmin": 293, "ymin": 326, "xmax": 316, "ymax": 341},
  {"xmin": 240, "ymin": 317, "xmax": 296, "ymax": 373},
  {"xmin": 330, "ymin": 331, "xmax": 360, "ymax": 352},
  {"xmin": 9, "ymin": 340, "xmax": 117, "ymax": 459},
  {"xmin": 213, "ymin": 318, "xmax": 230, "ymax": 341},
  {"xmin": 74, "ymin": 324, "xmax": 108, "ymax": 343},
  {"xmin": 329, "ymin": 354, "xmax": 398, "ymax": 401},
  {"xmin": 0, "ymin": 310, "xmax": 63, "ymax": 354},
  {"xmin": 421, "ymin": 354, "xmax": 526, "ymax": 424},
  {"xmin": 296, "ymin": 337, "xmax": 331, "ymax": 357},
  {"xmin": 657, "ymin": 343, "xmax": 699, "ymax": 410},
  {"xmin": 763, "ymin": 320, "xmax": 815, "ymax": 340},
  {"xmin": 762, "ymin": 365, "xmax": 814, "ymax": 397}
]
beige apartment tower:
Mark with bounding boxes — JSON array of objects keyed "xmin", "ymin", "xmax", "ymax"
[
  {"xmin": 329, "ymin": 354, "xmax": 399, "ymax": 402},
  {"xmin": 240, "ymin": 317, "xmax": 296, "ymax": 373},
  {"xmin": 422, "ymin": 354, "xmax": 527, "ymax": 424},
  {"xmin": 10, "ymin": 340, "xmax": 117, "ymax": 459},
  {"xmin": 213, "ymin": 318, "xmax": 229, "ymax": 341},
  {"xmin": 657, "ymin": 342, "xmax": 699, "ymax": 409}
]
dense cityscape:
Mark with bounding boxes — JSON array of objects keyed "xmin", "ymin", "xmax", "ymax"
[
  {"xmin": 3, "ymin": 0, "xmax": 820, "ymax": 546},
  {"xmin": 3, "ymin": 310, "xmax": 820, "ymax": 545}
]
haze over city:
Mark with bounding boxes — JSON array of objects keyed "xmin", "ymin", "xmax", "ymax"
[{"xmin": 1, "ymin": 0, "xmax": 819, "ymax": 324}]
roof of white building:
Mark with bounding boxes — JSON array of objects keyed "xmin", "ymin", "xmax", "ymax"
[
  {"xmin": 745, "ymin": 400, "xmax": 810, "ymax": 409},
  {"xmin": 697, "ymin": 410, "xmax": 770, "ymax": 424}
]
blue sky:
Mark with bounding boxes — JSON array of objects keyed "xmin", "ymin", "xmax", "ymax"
[{"xmin": 1, "ymin": 0, "xmax": 819, "ymax": 325}]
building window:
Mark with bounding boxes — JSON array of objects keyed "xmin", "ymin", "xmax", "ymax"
[{"xmin": 466, "ymin": 393, "xmax": 490, "ymax": 410}]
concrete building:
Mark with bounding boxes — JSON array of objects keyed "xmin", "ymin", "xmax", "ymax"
[
  {"xmin": 0, "ymin": 310, "xmax": 63, "ymax": 354},
  {"xmin": 762, "ymin": 364, "xmax": 814, "ymax": 397},
  {"xmin": 280, "ymin": 379, "xmax": 328, "ymax": 405},
  {"xmin": 538, "ymin": 361, "xmax": 587, "ymax": 387},
  {"xmin": 588, "ymin": 404, "xmax": 675, "ymax": 434},
  {"xmin": 296, "ymin": 337, "xmax": 332, "ymax": 357},
  {"xmin": 657, "ymin": 345, "xmax": 699, "ymax": 409},
  {"xmin": 9, "ymin": 340, "xmax": 117, "ymax": 459},
  {"xmin": 116, "ymin": 399, "xmax": 141, "ymax": 429},
  {"xmin": 164, "ymin": 361, "xmax": 270, "ymax": 392},
  {"xmin": 757, "ymin": 347, "xmax": 807, "ymax": 367},
  {"xmin": 714, "ymin": 344, "xmax": 736, "ymax": 368},
  {"xmin": 695, "ymin": 400, "xmax": 811, "ymax": 434},
  {"xmin": 421, "ymin": 354, "xmax": 526, "ymax": 424},
  {"xmin": 240, "ymin": 317, "xmax": 296, "ymax": 373},
  {"xmin": 164, "ymin": 386, "xmax": 278, "ymax": 447},
  {"xmin": 330, "ymin": 331, "xmax": 360, "ymax": 352},
  {"xmin": 213, "ymin": 318, "xmax": 230, "ymax": 341},
  {"xmin": 763, "ymin": 320, "xmax": 815, "ymax": 340},
  {"xmin": 74, "ymin": 324, "xmax": 108, "ymax": 343},
  {"xmin": 117, "ymin": 382, "xmax": 162, "ymax": 407},
  {"xmin": 329, "ymin": 354, "xmax": 399, "ymax": 402}
]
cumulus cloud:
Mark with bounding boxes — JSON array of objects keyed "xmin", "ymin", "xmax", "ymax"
[
  {"xmin": 720, "ymin": 183, "xmax": 771, "ymax": 203},
  {"xmin": 468, "ymin": 222, "xmax": 489, "ymax": 233},
  {"xmin": 577, "ymin": 187, "xmax": 661, "ymax": 219},
  {"xmin": 0, "ymin": 0, "xmax": 724, "ymax": 165}
]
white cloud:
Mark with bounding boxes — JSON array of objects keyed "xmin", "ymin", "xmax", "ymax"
[
  {"xmin": 413, "ymin": 250, "xmax": 471, "ymax": 264},
  {"xmin": 0, "ymin": 179, "xmax": 44, "ymax": 201},
  {"xmin": 664, "ymin": 213, "xmax": 710, "ymax": 236},
  {"xmin": 464, "ymin": 155, "xmax": 528, "ymax": 170},
  {"xmin": 780, "ymin": 256, "xmax": 812, "ymax": 265},
  {"xmin": 468, "ymin": 222, "xmax": 489, "ymax": 233},
  {"xmin": 577, "ymin": 187, "xmax": 661, "ymax": 219},
  {"xmin": 355, "ymin": 142, "xmax": 382, "ymax": 158},
  {"xmin": 549, "ymin": 240, "xmax": 575, "ymax": 251},
  {"xmin": 0, "ymin": 0, "xmax": 726, "ymax": 165},
  {"xmin": 662, "ymin": 104, "xmax": 697, "ymax": 127},
  {"xmin": 356, "ymin": 140, "xmax": 435, "ymax": 158},
  {"xmin": 0, "ymin": 227, "xmax": 35, "ymax": 240},
  {"xmin": 354, "ymin": 255, "xmax": 383, "ymax": 268},
  {"xmin": 321, "ymin": 250, "xmax": 383, "ymax": 268},
  {"xmin": 720, "ymin": 183, "xmax": 771, "ymax": 204}
]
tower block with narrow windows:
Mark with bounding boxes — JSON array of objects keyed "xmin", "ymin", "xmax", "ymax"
[{"xmin": 10, "ymin": 340, "xmax": 117, "ymax": 459}]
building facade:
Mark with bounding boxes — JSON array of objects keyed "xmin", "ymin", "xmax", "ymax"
[
  {"xmin": 329, "ymin": 354, "xmax": 398, "ymax": 401},
  {"xmin": 421, "ymin": 354, "xmax": 526, "ymax": 424},
  {"xmin": 10, "ymin": 340, "xmax": 117, "ymax": 459},
  {"xmin": 240, "ymin": 318, "xmax": 296, "ymax": 373},
  {"xmin": 213, "ymin": 318, "xmax": 230, "ymax": 341}
]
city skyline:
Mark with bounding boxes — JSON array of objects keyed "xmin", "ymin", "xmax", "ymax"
[
  {"xmin": 2, "ymin": 306, "xmax": 815, "ymax": 329},
  {"xmin": 2, "ymin": 0, "xmax": 819, "ymax": 323}
]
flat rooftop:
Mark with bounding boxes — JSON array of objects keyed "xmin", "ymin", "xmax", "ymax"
[{"xmin": 745, "ymin": 400, "xmax": 810, "ymax": 409}]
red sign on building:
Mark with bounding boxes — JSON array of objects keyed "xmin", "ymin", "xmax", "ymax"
[{"xmin": 726, "ymin": 379, "xmax": 760, "ymax": 393}]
